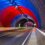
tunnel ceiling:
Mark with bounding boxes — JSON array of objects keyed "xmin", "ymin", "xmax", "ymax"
[{"xmin": 0, "ymin": 0, "xmax": 43, "ymax": 28}]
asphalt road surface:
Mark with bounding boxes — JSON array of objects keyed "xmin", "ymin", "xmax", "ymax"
[{"xmin": 0, "ymin": 29, "xmax": 31, "ymax": 45}]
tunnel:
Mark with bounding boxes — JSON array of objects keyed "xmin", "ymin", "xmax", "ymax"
[
  {"xmin": 0, "ymin": 0, "xmax": 45, "ymax": 45},
  {"xmin": 0, "ymin": 0, "xmax": 41, "ymax": 28},
  {"xmin": 15, "ymin": 18, "xmax": 35, "ymax": 27}
]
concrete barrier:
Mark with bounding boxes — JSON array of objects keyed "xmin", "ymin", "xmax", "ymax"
[{"xmin": 36, "ymin": 28, "xmax": 45, "ymax": 45}]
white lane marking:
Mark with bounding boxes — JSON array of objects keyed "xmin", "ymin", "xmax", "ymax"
[
  {"xmin": 22, "ymin": 32, "xmax": 30, "ymax": 45},
  {"xmin": 36, "ymin": 28, "xmax": 45, "ymax": 36},
  {"xmin": 27, "ymin": 31, "xmax": 38, "ymax": 45}
]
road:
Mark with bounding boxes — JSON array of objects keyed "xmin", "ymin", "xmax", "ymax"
[
  {"xmin": 0, "ymin": 28, "xmax": 45, "ymax": 45},
  {"xmin": 0, "ymin": 29, "xmax": 31, "ymax": 45}
]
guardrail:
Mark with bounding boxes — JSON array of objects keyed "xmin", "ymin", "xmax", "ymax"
[{"xmin": 36, "ymin": 28, "xmax": 45, "ymax": 45}]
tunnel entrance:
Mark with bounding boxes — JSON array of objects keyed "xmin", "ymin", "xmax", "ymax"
[{"xmin": 15, "ymin": 18, "xmax": 35, "ymax": 27}]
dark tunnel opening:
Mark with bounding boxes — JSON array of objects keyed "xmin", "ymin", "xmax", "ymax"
[{"xmin": 15, "ymin": 18, "xmax": 35, "ymax": 27}]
